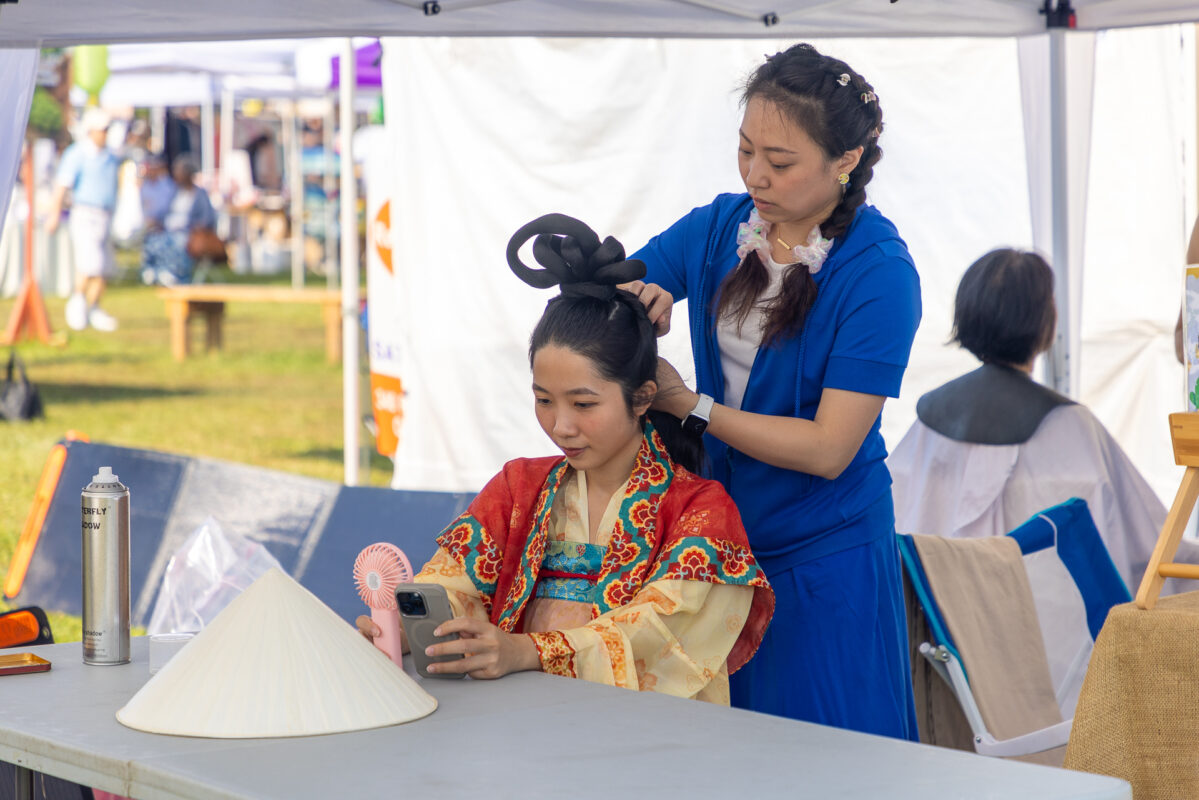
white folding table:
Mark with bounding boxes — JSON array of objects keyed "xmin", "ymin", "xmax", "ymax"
[{"xmin": 0, "ymin": 638, "xmax": 1130, "ymax": 799}]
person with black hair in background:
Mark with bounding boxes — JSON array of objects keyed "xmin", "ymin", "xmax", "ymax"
[
  {"xmin": 888, "ymin": 248, "xmax": 1173, "ymax": 593},
  {"xmin": 359, "ymin": 215, "xmax": 773, "ymax": 701},
  {"xmin": 625, "ymin": 43, "xmax": 921, "ymax": 739}
]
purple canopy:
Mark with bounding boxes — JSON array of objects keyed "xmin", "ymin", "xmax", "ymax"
[{"xmin": 331, "ymin": 40, "xmax": 382, "ymax": 89}]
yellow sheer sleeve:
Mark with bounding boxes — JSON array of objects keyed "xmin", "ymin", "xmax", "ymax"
[
  {"xmin": 529, "ymin": 579, "xmax": 753, "ymax": 703},
  {"xmin": 413, "ymin": 547, "xmax": 492, "ymax": 622}
]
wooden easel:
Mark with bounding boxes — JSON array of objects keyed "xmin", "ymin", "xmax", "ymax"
[
  {"xmin": 1, "ymin": 143, "xmax": 53, "ymax": 346},
  {"xmin": 1135, "ymin": 413, "xmax": 1199, "ymax": 609}
]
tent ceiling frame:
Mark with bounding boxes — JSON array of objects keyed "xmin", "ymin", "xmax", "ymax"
[
  {"xmin": 1041, "ymin": 0, "xmax": 1077, "ymax": 28},
  {"xmin": 660, "ymin": 0, "xmax": 780, "ymax": 26},
  {"xmin": 387, "ymin": 0, "xmax": 525, "ymax": 15}
]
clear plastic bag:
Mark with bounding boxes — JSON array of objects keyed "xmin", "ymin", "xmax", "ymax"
[{"xmin": 146, "ymin": 516, "xmax": 283, "ymax": 635}]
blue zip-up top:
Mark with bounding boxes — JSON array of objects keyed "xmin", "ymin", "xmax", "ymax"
[{"xmin": 633, "ymin": 193, "xmax": 921, "ymax": 572}]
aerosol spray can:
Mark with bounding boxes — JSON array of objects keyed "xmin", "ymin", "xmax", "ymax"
[{"xmin": 81, "ymin": 466, "xmax": 130, "ymax": 665}]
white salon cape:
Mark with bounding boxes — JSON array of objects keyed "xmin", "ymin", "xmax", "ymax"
[
  {"xmin": 889, "ymin": 402, "xmax": 1174, "ymax": 589},
  {"xmin": 890, "ymin": 400, "xmax": 1199, "ymax": 717}
]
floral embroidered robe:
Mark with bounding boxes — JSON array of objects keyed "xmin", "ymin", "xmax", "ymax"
[{"xmin": 414, "ymin": 426, "xmax": 774, "ymax": 702}]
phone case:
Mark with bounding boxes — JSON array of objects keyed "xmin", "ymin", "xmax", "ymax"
[{"xmin": 396, "ymin": 582, "xmax": 465, "ymax": 679}]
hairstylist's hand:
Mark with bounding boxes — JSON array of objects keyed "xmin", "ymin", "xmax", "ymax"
[
  {"xmin": 423, "ymin": 616, "xmax": 540, "ymax": 679},
  {"xmin": 621, "ymin": 280, "xmax": 673, "ymax": 336},
  {"xmin": 653, "ymin": 357, "xmax": 698, "ymax": 420}
]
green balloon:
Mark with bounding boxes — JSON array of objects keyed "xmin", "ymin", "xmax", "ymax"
[{"xmin": 73, "ymin": 45, "xmax": 110, "ymax": 100}]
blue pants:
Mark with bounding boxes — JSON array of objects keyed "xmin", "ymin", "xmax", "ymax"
[
  {"xmin": 142, "ymin": 230, "xmax": 193, "ymax": 286},
  {"xmin": 730, "ymin": 528, "xmax": 918, "ymax": 741}
]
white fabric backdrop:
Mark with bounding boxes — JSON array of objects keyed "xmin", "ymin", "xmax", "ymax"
[
  {"xmin": 382, "ymin": 30, "xmax": 1196, "ymax": 507},
  {"xmin": 1080, "ymin": 25, "xmax": 1197, "ymax": 503},
  {"xmin": 1018, "ymin": 32, "xmax": 1096, "ymax": 398},
  {"xmin": 0, "ymin": 49, "xmax": 38, "ymax": 236}
]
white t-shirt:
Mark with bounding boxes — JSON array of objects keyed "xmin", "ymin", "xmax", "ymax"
[
  {"xmin": 715, "ymin": 251, "xmax": 797, "ymax": 409},
  {"xmin": 164, "ymin": 188, "xmax": 195, "ymax": 233}
]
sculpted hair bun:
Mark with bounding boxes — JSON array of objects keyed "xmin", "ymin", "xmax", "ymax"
[{"xmin": 506, "ymin": 213, "xmax": 646, "ymax": 300}]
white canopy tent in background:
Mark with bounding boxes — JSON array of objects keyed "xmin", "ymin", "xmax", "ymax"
[
  {"xmin": 0, "ymin": 1, "xmax": 1196, "ymax": 494},
  {"xmin": 80, "ymin": 39, "xmax": 372, "ymax": 289},
  {"xmin": 0, "ymin": 49, "xmax": 37, "ymax": 263}
]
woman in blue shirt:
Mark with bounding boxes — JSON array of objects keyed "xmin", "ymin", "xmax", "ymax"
[{"xmin": 628, "ymin": 43, "xmax": 922, "ymax": 739}]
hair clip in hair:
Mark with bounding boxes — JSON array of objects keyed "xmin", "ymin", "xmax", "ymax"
[
  {"xmin": 860, "ymin": 91, "xmax": 877, "ymax": 104},
  {"xmin": 837, "ymin": 73, "xmax": 851, "ymax": 87}
]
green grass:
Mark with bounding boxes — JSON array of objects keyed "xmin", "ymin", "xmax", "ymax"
[{"xmin": 0, "ymin": 261, "xmax": 389, "ymax": 642}]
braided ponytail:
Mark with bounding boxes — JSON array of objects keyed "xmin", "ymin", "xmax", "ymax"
[{"xmin": 716, "ymin": 43, "xmax": 884, "ymax": 347}]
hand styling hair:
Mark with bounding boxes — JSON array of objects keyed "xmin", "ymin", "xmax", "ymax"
[{"xmin": 507, "ymin": 214, "xmax": 705, "ymax": 474}]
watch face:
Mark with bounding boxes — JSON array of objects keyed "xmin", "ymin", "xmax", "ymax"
[{"xmin": 683, "ymin": 415, "xmax": 708, "ymax": 437}]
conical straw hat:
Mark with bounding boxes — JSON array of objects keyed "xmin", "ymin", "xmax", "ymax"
[{"xmin": 117, "ymin": 567, "xmax": 437, "ymax": 738}]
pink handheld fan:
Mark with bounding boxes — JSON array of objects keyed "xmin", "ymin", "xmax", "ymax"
[{"xmin": 353, "ymin": 543, "xmax": 414, "ymax": 667}]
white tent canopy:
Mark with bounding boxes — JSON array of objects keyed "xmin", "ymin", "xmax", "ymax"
[{"xmin": 2, "ymin": 0, "xmax": 1199, "ymax": 46}]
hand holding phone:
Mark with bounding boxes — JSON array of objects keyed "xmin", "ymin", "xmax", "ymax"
[{"xmin": 395, "ymin": 583, "xmax": 465, "ymax": 679}]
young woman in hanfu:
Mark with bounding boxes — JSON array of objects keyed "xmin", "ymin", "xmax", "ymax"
[{"xmin": 358, "ymin": 214, "xmax": 773, "ymax": 702}]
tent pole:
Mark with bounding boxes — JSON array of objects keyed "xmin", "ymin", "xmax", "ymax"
[
  {"xmin": 150, "ymin": 105, "xmax": 165, "ymax": 155},
  {"xmin": 340, "ymin": 38, "xmax": 360, "ymax": 486},
  {"xmin": 325, "ymin": 100, "xmax": 337, "ymax": 288},
  {"xmin": 286, "ymin": 104, "xmax": 304, "ymax": 288},
  {"xmin": 1046, "ymin": 26, "xmax": 1072, "ymax": 397},
  {"xmin": 201, "ymin": 92, "xmax": 216, "ymax": 181},
  {"xmin": 219, "ymin": 87, "xmax": 234, "ymax": 199},
  {"xmin": 219, "ymin": 86, "xmax": 235, "ymax": 240}
]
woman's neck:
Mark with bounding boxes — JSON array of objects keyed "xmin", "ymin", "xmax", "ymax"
[
  {"xmin": 986, "ymin": 359, "xmax": 1035, "ymax": 375},
  {"xmin": 582, "ymin": 435, "xmax": 643, "ymax": 501},
  {"xmin": 771, "ymin": 196, "xmax": 838, "ymax": 251}
]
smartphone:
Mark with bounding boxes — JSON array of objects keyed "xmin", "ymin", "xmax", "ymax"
[{"xmin": 395, "ymin": 582, "xmax": 465, "ymax": 679}]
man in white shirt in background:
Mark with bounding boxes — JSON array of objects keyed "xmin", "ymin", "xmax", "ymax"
[{"xmin": 45, "ymin": 107, "xmax": 121, "ymax": 332}]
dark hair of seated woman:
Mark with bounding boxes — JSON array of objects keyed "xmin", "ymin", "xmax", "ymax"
[{"xmin": 951, "ymin": 248, "xmax": 1056, "ymax": 368}]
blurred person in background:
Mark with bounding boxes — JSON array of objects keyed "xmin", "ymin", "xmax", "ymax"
[
  {"xmin": 45, "ymin": 106, "xmax": 120, "ymax": 332},
  {"xmin": 139, "ymin": 152, "xmax": 174, "ymax": 230},
  {"xmin": 140, "ymin": 155, "xmax": 217, "ymax": 286}
]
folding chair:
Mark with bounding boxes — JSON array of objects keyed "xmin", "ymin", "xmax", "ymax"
[{"xmin": 900, "ymin": 498, "xmax": 1130, "ymax": 760}]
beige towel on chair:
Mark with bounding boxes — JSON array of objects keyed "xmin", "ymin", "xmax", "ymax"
[{"xmin": 911, "ymin": 534, "xmax": 1064, "ymax": 765}]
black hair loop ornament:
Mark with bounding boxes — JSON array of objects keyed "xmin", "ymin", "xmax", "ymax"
[{"xmin": 507, "ymin": 213, "xmax": 646, "ymax": 301}]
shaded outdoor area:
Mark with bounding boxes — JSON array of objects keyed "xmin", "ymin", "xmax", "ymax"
[{"xmin": 0, "ymin": 261, "xmax": 388, "ymax": 640}]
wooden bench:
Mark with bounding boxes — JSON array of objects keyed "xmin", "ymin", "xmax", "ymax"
[{"xmin": 157, "ymin": 285, "xmax": 343, "ymax": 363}]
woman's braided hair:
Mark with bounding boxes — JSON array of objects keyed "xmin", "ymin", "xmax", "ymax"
[{"xmin": 717, "ymin": 43, "xmax": 884, "ymax": 347}]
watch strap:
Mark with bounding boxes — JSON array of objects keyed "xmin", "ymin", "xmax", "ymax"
[{"xmin": 688, "ymin": 393, "xmax": 714, "ymax": 423}]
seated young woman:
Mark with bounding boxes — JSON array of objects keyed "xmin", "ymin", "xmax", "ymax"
[{"xmin": 358, "ymin": 214, "xmax": 773, "ymax": 702}]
